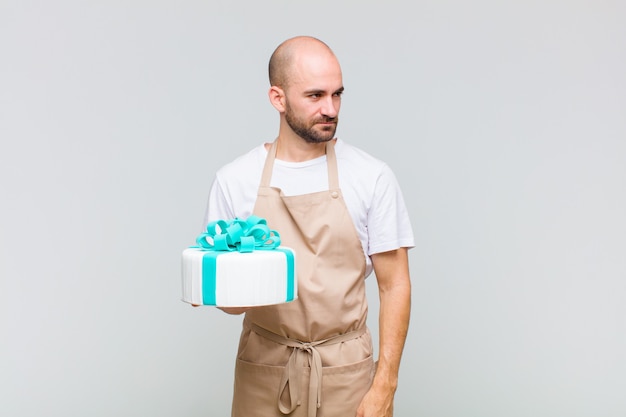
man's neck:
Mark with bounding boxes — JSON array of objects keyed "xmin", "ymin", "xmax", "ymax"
[{"xmin": 268, "ymin": 135, "xmax": 335, "ymax": 162}]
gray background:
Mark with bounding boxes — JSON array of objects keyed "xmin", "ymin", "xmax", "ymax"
[{"xmin": 1, "ymin": 1, "xmax": 625, "ymax": 416}]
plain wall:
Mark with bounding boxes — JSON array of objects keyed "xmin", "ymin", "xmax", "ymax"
[{"xmin": 1, "ymin": 1, "xmax": 625, "ymax": 416}]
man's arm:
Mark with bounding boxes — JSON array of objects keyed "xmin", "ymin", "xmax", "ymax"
[{"xmin": 357, "ymin": 247, "xmax": 411, "ymax": 417}]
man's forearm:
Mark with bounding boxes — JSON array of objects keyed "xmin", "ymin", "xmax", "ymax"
[{"xmin": 374, "ymin": 276, "xmax": 411, "ymax": 390}]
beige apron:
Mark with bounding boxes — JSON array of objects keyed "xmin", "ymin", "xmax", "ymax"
[{"xmin": 231, "ymin": 140, "xmax": 375, "ymax": 417}]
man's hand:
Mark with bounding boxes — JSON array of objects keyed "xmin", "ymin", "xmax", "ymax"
[
  {"xmin": 217, "ymin": 307, "xmax": 251, "ymax": 315},
  {"xmin": 191, "ymin": 304, "xmax": 250, "ymax": 315},
  {"xmin": 356, "ymin": 382, "xmax": 395, "ymax": 417}
]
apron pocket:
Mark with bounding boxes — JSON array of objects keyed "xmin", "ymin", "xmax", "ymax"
[
  {"xmin": 318, "ymin": 354, "xmax": 375, "ymax": 416},
  {"xmin": 232, "ymin": 359, "xmax": 289, "ymax": 417}
]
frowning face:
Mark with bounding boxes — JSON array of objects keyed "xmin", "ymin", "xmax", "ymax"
[{"xmin": 281, "ymin": 50, "xmax": 344, "ymax": 144}]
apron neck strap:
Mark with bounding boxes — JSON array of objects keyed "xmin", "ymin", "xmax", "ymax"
[
  {"xmin": 326, "ymin": 140, "xmax": 339, "ymax": 190},
  {"xmin": 260, "ymin": 140, "xmax": 339, "ymax": 190}
]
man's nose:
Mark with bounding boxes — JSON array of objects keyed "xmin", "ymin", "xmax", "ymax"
[{"xmin": 321, "ymin": 96, "xmax": 339, "ymax": 118}]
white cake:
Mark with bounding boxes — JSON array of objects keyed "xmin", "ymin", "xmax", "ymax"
[{"xmin": 181, "ymin": 246, "xmax": 297, "ymax": 306}]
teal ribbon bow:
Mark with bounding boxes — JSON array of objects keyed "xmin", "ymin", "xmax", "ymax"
[{"xmin": 196, "ymin": 215, "xmax": 281, "ymax": 253}]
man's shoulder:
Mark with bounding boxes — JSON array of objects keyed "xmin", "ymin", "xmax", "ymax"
[
  {"xmin": 335, "ymin": 138, "xmax": 388, "ymax": 174},
  {"xmin": 215, "ymin": 143, "xmax": 266, "ymax": 180}
]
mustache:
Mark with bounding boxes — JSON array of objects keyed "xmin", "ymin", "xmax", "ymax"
[{"xmin": 314, "ymin": 117, "xmax": 338, "ymax": 123}]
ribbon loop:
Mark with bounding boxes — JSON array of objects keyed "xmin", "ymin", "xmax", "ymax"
[{"xmin": 195, "ymin": 216, "xmax": 281, "ymax": 253}]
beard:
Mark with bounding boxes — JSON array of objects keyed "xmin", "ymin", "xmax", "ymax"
[{"xmin": 284, "ymin": 101, "xmax": 338, "ymax": 144}]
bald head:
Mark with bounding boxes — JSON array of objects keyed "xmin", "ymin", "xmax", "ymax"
[{"xmin": 268, "ymin": 36, "xmax": 338, "ymax": 89}]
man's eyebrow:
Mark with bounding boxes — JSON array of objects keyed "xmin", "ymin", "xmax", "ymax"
[{"xmin": 303, "ymin": 86, "xmax": 345, "ymax": 95}]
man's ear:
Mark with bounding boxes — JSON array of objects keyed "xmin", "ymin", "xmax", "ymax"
[{"xmin": 268, "ymin": 86, "xmax": 286, "ymax": 112}]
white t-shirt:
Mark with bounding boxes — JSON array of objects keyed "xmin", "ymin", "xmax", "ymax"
[{"xmin": 203, "ymin": 138, "xmax": 415, "ymax": 278}]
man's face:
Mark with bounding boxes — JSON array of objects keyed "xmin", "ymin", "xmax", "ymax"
[{"xmin": 282, "ymin": 52, "xmax": 344, "ymax": 144}]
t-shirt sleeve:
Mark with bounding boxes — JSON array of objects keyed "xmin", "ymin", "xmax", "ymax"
[{"xmin": 367, "ymin": 164, "xmax": 415, "ymax": 255}]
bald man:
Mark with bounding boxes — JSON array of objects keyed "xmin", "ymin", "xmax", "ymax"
[{"xmin": 202, "ymin": 36, "xmax": 414, "ymax": 417}]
